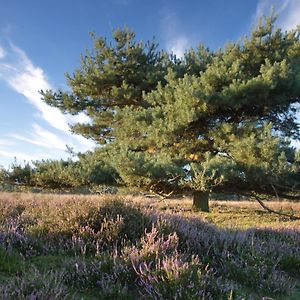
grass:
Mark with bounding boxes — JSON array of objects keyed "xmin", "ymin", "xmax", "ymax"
[
  {"xmin": 128, "ymin": 195, "xmax": 300, "ymax": 229},
  {"xmin": 0, "ymin": 192, "xmax": 299, "ymax": 299}
]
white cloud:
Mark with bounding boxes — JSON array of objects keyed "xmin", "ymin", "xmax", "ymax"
[
  {"xmin": 12, "ymin": 122, "xmax": 95, "ymax": 153},
  {"xmin": 0, "ymin": 46, "xmax": 6, "ymax": 59},
  {"xmin": 11, "ymin": 124, "xmax": 67, "ymax": 151},
  {"xmin": 0, "ymin": 139, "xmax": 14, "ymax": 147},
  {"xmin": 168, "ymin": 36, "xmax": 189, "ymax": 59},
  {"xmin": 255, "ymin": 0, "xmax": 300, "ymax": 30},
  {"xmin": 0, "ymin": 43, "xmax": 95, "ymax": 167},
  {"xmin": 0, "ymin": 149, "xmax": 45, "ymax": 162},
  {"xmin": 65, "ymin": 111, "xmax": 92, "ymax": 127},
  {"xmin": 0, "ymin": 44, "xmax": 93, "ymax": 134},
  {"xmin": 73, "ymin": 134, "xmax": 96, "ymax": 149},
  {"xmin": 280, "ymin": 1, "xmax": 300, "ymax": 30},
  {"xmin": 161, "ymin": 10, "xmax": 190, "ymax": 58},
  {"xmin": 0, "ymin": 44, "xmax": 70, "ymax": 132}
]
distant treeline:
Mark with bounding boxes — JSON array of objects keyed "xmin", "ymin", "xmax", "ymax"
[{"xmin": 0, "ymin": 150, "xmax": 119, "ymax": 191}]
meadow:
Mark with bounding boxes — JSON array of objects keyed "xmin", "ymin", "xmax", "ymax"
[{"xmin": 0, "ymin": 192, "xmax": 299, "ymax": 299}]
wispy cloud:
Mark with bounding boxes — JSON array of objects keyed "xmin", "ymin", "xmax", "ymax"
[
  {"xmin": 161, "ymin": 10, "xmax": 190, "ymax": 58},
  {"xmin": 168, "ymin": 36, "xmax": 189, "ymax": 59},
  {"xmin": 0, "ymin": 46, "xmax": 6, "ymax": 59},
  {"xmin": 0, "ymin": 43, "xmax": 95, "ymax": 166},
  {"xmin": 280, "ymin": 0, "xmax": 300, "ymax": 30},
  {"xmin": 11, "ymin": 124, "xmax": 67, "ymax": 151},
  {"xmin": 0, "ymin": 44, "xmax": 70, "ymax": 132},
  {"xmin": 255, "ymin": 0, "xmax": 300, "ymax": 30},
  {"xmin": 0, "ymin": 149, "xmax": 45, "ymax": 162},
  {"xmin": 0, "ymin": 139, "xmax": 14, "ymax": 147},
  {"xmin": 0, "ymin": 44, "xmax": 92, "ymax": 132}
]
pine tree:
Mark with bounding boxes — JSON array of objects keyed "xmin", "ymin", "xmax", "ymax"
[{"xmin": 42, "ymin": 16, "xmax": 300, "ymax": 211}]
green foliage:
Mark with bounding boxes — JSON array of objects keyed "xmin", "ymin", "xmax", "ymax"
[
  {"xmin": 0, "ymin": 248, "xmax": 25, "ymax": 276},
  {"xmin": 0, "ymin": 150, "xmax": 119, "ymax": 191},
  {"xmin": 0, "ymin": 161, "xmax": 33, "ymax": 186},
  {"xmin": 41, "ymin": 28, "xmax": 174, "ymax": 144},
  {"xmin": 280, "ymin": 255, "xmax": 300, "ymax": 276},
  {"xmin": 40, "ymin": 16, "xmax": 300, "ymax": 199},
  {"xmin": 32, "ymin": 159, "xmax": 84, "ymax": 188},
  {"xmin": 0, "ymin": 167, "xmax": 5, "ymax": 183},
  {"xmin": 31, "ymin": 156, "xmax": 117, "ymax": 189},
  {"xmin": 77, "ymin": 149, "xmax": 120, "ymax": 185}
]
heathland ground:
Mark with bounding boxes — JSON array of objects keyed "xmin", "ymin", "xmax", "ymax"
[{"xmin": 0, "ymin": 192, "xmax": 299, "ymax": 299}]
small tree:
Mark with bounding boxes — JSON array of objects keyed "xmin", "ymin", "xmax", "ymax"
[
  {"xmin": 42, "ymin": 16, "xmax": 300, "ymax": 211},
  {"xmin": 0, "ymin": 151, "xmax": 118, "ymax": 191},
  {"xmin": 1, "ymin": 160, "xmax": 33, "ymax": 186}
]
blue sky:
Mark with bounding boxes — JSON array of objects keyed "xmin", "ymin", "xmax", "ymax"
[{"xmin": 0, "ymin": 0, "xmax": 299, "ymax": 167}]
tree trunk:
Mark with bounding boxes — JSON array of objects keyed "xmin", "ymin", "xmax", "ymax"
[{"xmin": 193, "ymin": 191, "xmax": 209, "ymax": 212}]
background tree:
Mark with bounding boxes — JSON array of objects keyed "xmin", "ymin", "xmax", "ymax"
[
  {"xmin": 0, "ymin": 150, "xmax": 118, "ymax": 191},
  {"xmin": 42, "ymin": 16, "xmax": 300, "ymax": 211},
  {"xmin": 0, "ymin": 160, "xmax": 33, "ymax": 186}
]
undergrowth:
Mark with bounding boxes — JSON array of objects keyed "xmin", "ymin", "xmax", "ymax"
[{"xmin": 0, "ymin": 193, "xmax": 299, "ymax": 299}]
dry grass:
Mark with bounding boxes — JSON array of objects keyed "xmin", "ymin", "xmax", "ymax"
[
  {"xmin": 132, "ymin": 196, "xmax": 300, "ymax": 211},
  {"xmin": 1, "ymin": 192, "xmax": 299, "ymax": 230},
  {"xmin": 126, "ymin": 195, "xmax": 300, "ymax": 229},
  {"xmin": 1, "ymin": 191, "xmax": 299, "ymax": 209}
]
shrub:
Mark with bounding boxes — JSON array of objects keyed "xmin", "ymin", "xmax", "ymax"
[
  {"xmin": 63, "ymin": 256, "xmax": 132, "ymax": 299},
  {"xmin": 124, "ymin": 227, "xmax": 234, "ymax": 299},
  {"xmin": 77, "ymin": 199, "xmax": 150, "ymax": 244},
  {"xmin": 147, "ymin": 213, "xmax": 297, "ymax": 295},
  {"xmin": 0, "ymin": 268, "xmax": 70, "ymax": 299}
]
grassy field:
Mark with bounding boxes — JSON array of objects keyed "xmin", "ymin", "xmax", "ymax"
[{"xmin": 0, "ymin": 192, "xmax": 299, "ymax": 299}]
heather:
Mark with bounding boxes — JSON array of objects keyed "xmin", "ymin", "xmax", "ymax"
[{"xmin": 0, "ymin": 192, "xmax": 299, "ymax": 299}]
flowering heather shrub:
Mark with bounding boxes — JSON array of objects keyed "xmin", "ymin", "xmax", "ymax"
[
  {"xmin": 70, "ymin": 215, "xmax": 126, "ymax": 255},
  {"xmin": 62, "ymin": 256, "xmax": 131, "ymax": 299},
  {"xmin": 63, "ymin": 256, "xmax": 118, "ymax": 287},
  {"xmin": 0, "ymin": 216, "xmax": 40, "ymax": 257},
  {"xmin": 0, "ymin": 198, "xmax": 151, "ymax": 256},
  {"xmin": 63, "ymin": 228, "xmax": 236, "ymax": 299},
  {"xmin": 2, "ymin": 203, "xmax": 26, "ymax": 219},
  {"xmin": 0, "ymin": 193, "xmax": 299, "ymax": 299},
  {"xmin": 133, "ymin": 256, "xmax": 233, "ymax": 300},
  {"xmin": 248, "ymin": 228, "xmax": 300, "ymax": 277},
  {"xmin": 122, "ymin": 227, "xmax": 235, "ymax": 299},
  {"xmin": 149, "ymin": 213, "xmax": 298, "ymax": 295},
  {"xmin": 0, "ymin": 268, "xmax": 70, "ymax": 299},
  {"xmin": 66, "ymin": 199, "xmax": 151, "ymax": 255},
  {"xmin": 78, "ymin": 199, "xmax": 150, "ymax": 242},
  {"xmin": 124, "ymin": 227, "xmax": 179, "ymax": 262}
]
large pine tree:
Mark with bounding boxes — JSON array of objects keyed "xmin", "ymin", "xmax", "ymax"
[{"xmin": 42, "ymin": 17, "xmax": 300, "ymax": 211}]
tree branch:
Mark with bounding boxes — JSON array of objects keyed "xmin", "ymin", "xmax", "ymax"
[{"xmin": 251, "ymin": 192, "xmax": 300, "ymax": 220}]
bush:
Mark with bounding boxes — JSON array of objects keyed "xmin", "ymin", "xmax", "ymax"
[
  {"xmin": 77, "ymin": 199, "xmax": 150, "ymax": 244},
  {"xmin": 122, "ymin": 227, "xmax": 234, "ymax": 299},
  {"xmin": 63, "ymin": 256, "xmax": 131, "ymax": 299},
  {"xmin": 0, "ymin": 268, "xmax": 70, "ymax": 299}
]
